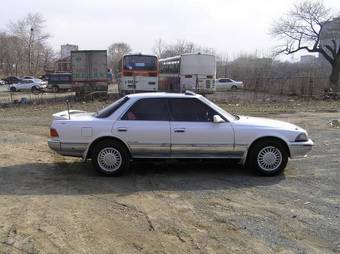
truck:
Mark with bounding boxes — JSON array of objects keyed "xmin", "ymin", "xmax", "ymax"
[{"xmin": 71, "ymin": 50, "xmax": 108, "ymax": 95}]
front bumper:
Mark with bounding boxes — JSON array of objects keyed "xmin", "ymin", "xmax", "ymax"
[{"xmin": 288, "ymin": 139, "xmax": 314, "ymax": 158}]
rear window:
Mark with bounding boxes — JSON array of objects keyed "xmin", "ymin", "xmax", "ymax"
[
  {"xmin": 95, "ymin": 97, "xmax": 129, "ymax": 118},
  {"xmin": 121, "ymin": 98, "xmax": 169, "ymax": 121}
]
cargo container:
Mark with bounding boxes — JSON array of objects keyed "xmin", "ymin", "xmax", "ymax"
[{"xmin": 71, "ymin": 50, "xmax": 108, "ymax": 94}]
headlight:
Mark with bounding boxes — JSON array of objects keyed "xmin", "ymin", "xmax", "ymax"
[{"xmin": 295, "ymin": 132, "xmax": 308, "ymax": 142}]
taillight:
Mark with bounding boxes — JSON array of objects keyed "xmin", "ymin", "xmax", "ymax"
[
  {"xmin": 148, "ymin": 72, "xmax": 158, "ymax": 77},
  {"xmin": 123, "ymin": 71, "xmax": 133, "ymax": 76},
  {"xmin": 50, "ymin": 128, "xmax": 59, "ymax": 138}
]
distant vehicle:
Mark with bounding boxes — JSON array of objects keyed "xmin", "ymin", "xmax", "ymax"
[
  {"xmin": 117, "ymin": 54, "xmax": 158, "ymax": 95},
  {"xmin": 159, "ymin": 53, "xmax": 216, "ymax": 94},
  {"xmin": 9, "ymin": 79, "xmax": 47, "ymax": 93},
  {"xmin": 48, "ymin": 91, "xmax": 313, "ymax": 176},
  {"xmin": 46, "ymin": 73, "xmax": 72, "ymax": 92},
  {"xmin": 3, "ymin": 76, "xmax": 22, "ymax": 84},
  {"xmin": 71, "ymin": 50, "xmax": 108, "ymax": 94},
  {"xmin": 23, "ymin": 78, "xmax": 48, "ymax": 87},
  {"xmin": 215, "ymin": 78, "xmax": 244, "ymax": 91},
  {"xmin": 22, "ymin": 76, "xmax": 36, "ymax": 80}
]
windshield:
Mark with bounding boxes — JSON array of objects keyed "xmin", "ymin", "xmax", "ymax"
[
  {"xmin": 123, "ymin": 55, "xmax": 157, "ymax": 71},
  {"xmin": 95, "ymin": 97, "xmax": 129, "ymax": 118},
  {"xmin": 199, "ymin": 96, "xmax": 238, "ymax": 121}
]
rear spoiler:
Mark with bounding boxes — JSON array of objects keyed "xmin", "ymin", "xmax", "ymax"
[{"xmin": 53, "ymin": 110, "xmax": 87, "ymax": 120}]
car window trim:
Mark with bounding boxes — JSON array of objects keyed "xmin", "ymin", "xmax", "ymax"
[{"xmin": 95, "ymin": 96, "xmax": 130, "ymax": 118}]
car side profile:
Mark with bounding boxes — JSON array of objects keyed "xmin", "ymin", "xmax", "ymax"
[
  {"xmin": 9, "ymin": 79, "xmax": 47, "ymax": 93},
  {"xmin": 48, "ymin": 92, "xmax": 313, "ymax": 176},
  {"xmin": 215, "ymin": 78, "xmax": 244, "ymax": 91},
  {"xmin": 3, "ymin": 76, "xmax": 22, "ymax": 85}
]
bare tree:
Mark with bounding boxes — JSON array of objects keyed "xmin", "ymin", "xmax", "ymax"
[
  {"xmin": 152, "ymin": 38, "xmax": 167, "ymax": 58},
  {"xmin": 152, "ymin": 39, "xmax": 215, "ymax": 58},
  {"xmin": 271, "ymin": 1, "xmax": 340, "ymax": 90},
  {"xmin": 9, "ymin": 13, "xmax": 50, "ymax": 75},
  {"xmin": 107, "ymin": 42, "xmax": 132, "ymax": 76}
]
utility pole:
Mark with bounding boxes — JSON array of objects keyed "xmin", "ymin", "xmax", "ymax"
[{"xmin": 28, "ymin": 27, "xmax": 34, "ymax": 75}]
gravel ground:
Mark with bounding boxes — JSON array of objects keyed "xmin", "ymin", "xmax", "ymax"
[{"xmin": 0, "ymin": 101, "xmax": 339, "ymax": 254}]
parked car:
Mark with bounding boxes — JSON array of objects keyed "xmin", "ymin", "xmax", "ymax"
[
  {"xmin": 0, "ymin": 80, "xmax": 5, "ymax": 85},
  {"xmin": 215, "ymin": 78, "xmax": 244, "ymax": 91},
  {"xmin": 48, "ymin": 91, "xmax": 313, "ymax": 176},
  {"xmin": 3, "ymin": 76, "xmax": 22, "ymax": 85},
  {"xmin": 46, "ymin": 73, "xmax": 72, "ymax": 92},
  {"xmin": 9, "ymin": 79, "xmax": 47, "ymax": 93},
  {"xmin": 22, "ymin": 76, "xmax": 36, "ymax": 80}
]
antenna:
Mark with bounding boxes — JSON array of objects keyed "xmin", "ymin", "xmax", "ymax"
[{"xmin": 66, "ymin": 100, "xmax": 70, "ymax": 120}]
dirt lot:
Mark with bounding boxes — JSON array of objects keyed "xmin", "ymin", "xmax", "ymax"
[{"xmin": 0, "ymin": 99, "xmax": 339, "ymax": 253}]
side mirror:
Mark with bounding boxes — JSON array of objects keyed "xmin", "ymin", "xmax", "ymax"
[{"xmin": 213, "ymin": 115, "xmax": 225, "ymax": 123}]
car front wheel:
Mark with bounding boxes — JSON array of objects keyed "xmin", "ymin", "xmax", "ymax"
[
  {"xmin": 246, "ymin": 140, "xmax": 288, "ymax": 176},
  {"xmin": 91, "ymin": 140, "xmax": 130, "ymax": 176},
  {"xmin": 231, "ymin": 85, "xmax": 237, "ymax": 91}
]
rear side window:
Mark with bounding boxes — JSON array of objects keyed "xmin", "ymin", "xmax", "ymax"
[
  {"xmin": 122, "ymin": 98, "xmax": 169, "ymax": 121},
  {"xmin": 169, "ymin": 98, "xmax": 216, "ymax": 122},
  {"xmin": 96, "ymin": 97, "xmax": 129, "ymax": 118}
]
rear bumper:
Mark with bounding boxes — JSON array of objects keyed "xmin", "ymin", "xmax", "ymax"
[
  {"xmin": 48, "ymin": 139, "xmax": 87, "ymax": 157},
  {"xmin": 288, "ymin": 139, "xmax": 314, "ymax": 158}
]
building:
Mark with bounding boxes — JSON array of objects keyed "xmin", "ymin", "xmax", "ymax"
[
  {"xmin": 52, "ymin": 44, "xmax": 79, "ymax": 72},
  {"xmin": 61, "ymin": 44, "xmax": 78, "ymax": 58},
  {"xmin": 54, "ymin": 56, "xmax": 71, "ymax": 72}
]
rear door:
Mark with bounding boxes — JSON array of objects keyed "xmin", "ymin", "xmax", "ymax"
[
  {"xmin": 113, "ymin": 98, "xmax": 171, "ymax": 157},
  {"xmin": 169, "ymin": 98, "xmax": 235, "ymax": 158}
]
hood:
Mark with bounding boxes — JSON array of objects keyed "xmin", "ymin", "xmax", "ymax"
[
  {"xmin": 235, "ymin": 115, "xmax": 304, "ymax": 131},
  {"xmin": 53, "ymin": 110, "xmax": 95, "ymax": 120}
]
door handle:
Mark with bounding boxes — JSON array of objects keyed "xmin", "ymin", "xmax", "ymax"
[
  {"xmin": 174, "ymin": 128, "xmax": 185, "ymax": 133},
  {"xmin": 117, "ymin": 127, "xmax": 128, "ymax": 132}
]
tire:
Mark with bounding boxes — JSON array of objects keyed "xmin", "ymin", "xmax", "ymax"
[
  {"xmin": 10, "ymin": 87, "xmax": 16, "ymax": 92},
  {"xmin": 31, "ymin": 86, "xmax": 40, "ymax": 94},
  {"xmin": 231, "ymin": 85, "xmax": 237, "ymax": 91},
  {"xmin": 52, "ymin": 85, "xmax": 59, "ymax": 93},
  {"xmin": 91, "ymin": 140, "xmax": 130, "ymax": 176},
  {"xmin": 246, "ymin": 139, "xmax": 288, "ymax": 176}
]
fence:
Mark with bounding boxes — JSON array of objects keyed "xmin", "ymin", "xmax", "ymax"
[
  {"xmin": 0, "ymin": 84, "xmax": 120, "ymax": 106},
  {"xmin": 243, "ymin": 77, "xmax": 330, "ymax": 97}
]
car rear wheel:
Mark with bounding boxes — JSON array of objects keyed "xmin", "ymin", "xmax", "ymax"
[
  {"xmin": 52, "ymin": 85, "xmax": 59, "ymax": 93},
  {"xmin": 91, "ymin": 140, "xmax": 130, "ymax": 176},
  {"xmin": 31, "ymin": 86, "xmax": 41, "ymax": 94},
  {"xmin": 246, "ymin": 140, "xmax": 288, "ymax": 176},
  {"xmin": 10, "ymin": 87, "xmax": 16, "ymax": 92}
]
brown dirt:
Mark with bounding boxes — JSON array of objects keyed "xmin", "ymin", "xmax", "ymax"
[{"xmin": 0, "ymin": 101, "xmax": 339, "ymax": 253}]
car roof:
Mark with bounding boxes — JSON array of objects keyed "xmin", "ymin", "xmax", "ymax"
[{"xmin": 126, "ymin": 92, "xmax": 200, "ymax": 99}]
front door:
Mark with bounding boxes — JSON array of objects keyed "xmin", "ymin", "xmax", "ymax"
[
  {"xmin": 113, "ymin": 98, "xmax": 171, "ymax": 158},
  {"xmin": 168, "ymin": 98, "xmax": 235, "ymax": 158}
]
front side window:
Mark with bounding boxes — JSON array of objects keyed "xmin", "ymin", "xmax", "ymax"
[
  {"xmin": 122, "ymin": 98, "xmax": 169, "ymax": 121},
  {"xmin": 169, "ymin": 98, "xmax": 217, "ymax": 122}
]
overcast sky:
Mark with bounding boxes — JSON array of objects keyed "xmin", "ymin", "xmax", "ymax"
[{"xmin": 1, "ymin": 0, "xmax": 339, "ymax": 61}]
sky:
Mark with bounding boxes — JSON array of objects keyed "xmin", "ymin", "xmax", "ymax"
[{"xmin": 0, "ymin": 0, "xmax": 339, "ymax": 61}]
